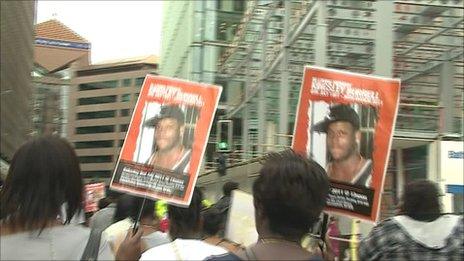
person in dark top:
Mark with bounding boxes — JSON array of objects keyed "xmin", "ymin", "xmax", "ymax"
[
  {"xmin": 86, "ymin": 194, "xmax": 119, "ymax": 259},
  {"xmin": 213, "ymin": 181, "xmax": 239, "ymax": 213},
  {"xmin": 313, "ymin": 104, "xmax": 372, "ymax": 187},
  {"xmin": 207, "ymin": 150, "xmax": 329, "ymax": 260},
  {"xmin": 211, "ymin": 181, "xmax": 239, "ymax": 236},
  {"xmin": 202, "ymin": 207, "xmax": 244, "ymax": 253}
]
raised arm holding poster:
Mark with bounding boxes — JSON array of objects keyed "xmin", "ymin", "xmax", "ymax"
[
  {"xmin": 110, "ymin": 75, "xmax": 222, "ymax": 206},
  {"xmin": 292, "ymin": 66, "xmax": 400, "ymax": 222}
]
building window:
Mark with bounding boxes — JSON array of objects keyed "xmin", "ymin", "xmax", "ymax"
[
  {"xmin": 121, "ymin": 94, "xmax": 131, "ymax": 102},
  {"xmin": 122, "ymin": 78, "xmax": 132, "ymax": 87},
  {"xmin": 81, "ymin": 170, "xmax": 112, "ymax": 178},
  {"xmin": 77, "ymin": 110, "xmax": 116, "ymax": 120},
  {"xmin": 78, "ymin": 95, "xmax": 117, "ymax": 105},
  {"xmin": 78, "ymin": 80, "xmax": 118, "ymax": 91},
  {"xmin": 78, "ymin": 155, "xmax": 113, "ymax": 164},
  {"xmin": 217, "ymin": 22, "xmax": 227, "ymax": 41},
  {"xmin": 231, "ymin": 23, "xmax": 239, "ymax": 35},
  {"xmin": 76, "ymin": 125, "xmax": 115, "ymax": 134},
  {"xmin": 135, "ymin": 77, "xmax": 144, "ymax": 87},
  {"xmin": 119, "ymin": 139, "xmax": 125, "ymax": 147},
  {"xmin": 120, "ymin": 109, "xmax": 130, "ymax": 117},
  {"xmin": 74, "ymin": 140, "xmax": 114, "ymax": 149},
  {"xmin": 402, "ymin": 145, "xmax": 428, "ymax": 183},
  {"xmin": 217, "ymin": 0, "xmax": 223, "ymax": 10},
  {"xmin": 234, "ymin": 0, "xmax": 245, "ymax": 12},
  {"xmin": 120, "ymin": 124, "xmax": 129, "ymax": 132},
  {"xmin": 135, "ymin": 93, "xmax": 140, "ymax": 99}
]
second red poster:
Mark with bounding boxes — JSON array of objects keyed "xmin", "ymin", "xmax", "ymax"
[{"xmin": 292, "ymin": 66, "xmax": 400, "ymax": 222}]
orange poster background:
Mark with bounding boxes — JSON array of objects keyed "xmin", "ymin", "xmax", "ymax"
[
  {"xmin": 292, "ymin": 66, "xmax": 400, "ymax": 222},
  {"xmin": 111, "ymin": 75, "xmax": 221, "ymax": 206}
]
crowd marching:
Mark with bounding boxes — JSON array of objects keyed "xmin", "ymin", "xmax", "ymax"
[{"xmin": 0, "ymin": 136, "xmax": 462, "ymax": 260}]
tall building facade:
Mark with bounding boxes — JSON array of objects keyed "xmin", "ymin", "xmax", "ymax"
[
  {"xmin": 33, "ymin": 19, "xmax": 91, "ymax": 137},
  {"xmin": 161, "ymin": 1, "xmax": 245, "ymax": 82},
  {"xmin": 193, "ymin": 0, "xmax": 463, "ymax": 235},
  {"xmin": 160, "ymin": 0, "xmax": 246, "ymax": 168},
  {"xmin": 0, "ymin": 1, "xmax": 36, "ymax": 161},
  {"xmin": 68, "ymin": 56, "xmax": 158, "ymax": 182}
]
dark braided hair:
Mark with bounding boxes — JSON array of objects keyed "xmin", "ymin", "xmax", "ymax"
[
  {"xmin": 168, "ymin": 187, "xmax": 203, "ymax": 239},
  {"xmin": 400, "ymin": 179, "xmax": 441, "ymax": 221},
  {"xmin": 253, "ymin": 150, "xmax": 329, "ymax": 240}
]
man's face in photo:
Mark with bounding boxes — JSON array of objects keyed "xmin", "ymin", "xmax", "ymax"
[
  {"xmin": 154, "ymin": 118, "xmax": 183, "ymax": 152},
  {"xmin": 327, "ymin": 121, "xmax": 358, "ymax": 162}
]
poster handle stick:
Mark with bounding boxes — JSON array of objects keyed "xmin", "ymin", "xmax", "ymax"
[
  {"xmin": 132, "ymin": 99, "xmax": 151, "ymax": 233},
  {"xmin": 133, "ymin": 194, "xmax": 147, "ymax": 233}
]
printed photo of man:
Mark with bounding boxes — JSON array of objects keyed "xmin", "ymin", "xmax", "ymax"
[
  {"xmin": 144, "ymin": 105, "xmax": 191, "ymax": 174},
  {"xmin": 313, "ymin": 104, "xmax": 372, "ymax": 187}
]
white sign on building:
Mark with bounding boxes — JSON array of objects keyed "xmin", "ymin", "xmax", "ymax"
[{"xmin": 439, "ymin": 141, "xmax": 464, "ymax": 213}]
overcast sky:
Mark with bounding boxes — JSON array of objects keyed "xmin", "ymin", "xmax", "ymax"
[{"xmin": 37, "ymin": 1, "xmax": 164, "ymax": 64}]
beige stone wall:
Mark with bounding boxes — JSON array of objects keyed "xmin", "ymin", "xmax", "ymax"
[{"xmin": 69, "ymin": 66, "xmax": 157, "ymax": 182}]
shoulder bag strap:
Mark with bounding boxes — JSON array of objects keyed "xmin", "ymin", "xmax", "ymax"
[{"xmin": 80, "ymin": 229, "xmax": 101, "ymax": 261}]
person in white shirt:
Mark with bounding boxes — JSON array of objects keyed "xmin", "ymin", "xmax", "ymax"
[
  {"xmin": 141, "ymin": 188, "xmax": 228, "ymax": 260},
  {"xmin": 103, "ymin": 197, "xmax": 170, "ymax": 254},
  {"xmin": 102, "ymin": 194, "xmax": 138, "ymax": 249}
]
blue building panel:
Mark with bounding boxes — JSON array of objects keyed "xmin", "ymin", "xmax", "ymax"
[
  {"xmin": 35, "ymin": 38, "xmax": 90, "ymax": 50},
  {"xmin": 446, "ymin": 184, "xmax": 464, "ymax": 195}
]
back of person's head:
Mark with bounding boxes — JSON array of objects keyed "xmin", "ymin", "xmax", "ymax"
[
  {"xmin": 113, "ymin": 194, "xmax": 137, "ymax": 223},
  {"xmin": 129, "ymin": 198, "xmax": 156, "ymax": 221},
  {"xmin": 0, "ymin": 136, "xmax": 83, "ymax": 231},
  {"xmin": 222, "ymin": 181, "xmax": 239, "ymax": 197},
  {"xmin": 253, "ymin": 150, "xmax": 329, "ymax": 240},
  {"xmin": 400, "ymin": 179, "xmax": 441, "ymax": 221},
  {"xmin": 168, "ymin": 187, "xmax": 203, "ymax": 239},
  {"xmin": 201, "ymin": 207, "xmax": 224, "ymax": 236}
]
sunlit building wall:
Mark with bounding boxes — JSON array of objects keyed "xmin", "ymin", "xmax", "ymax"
[{"xmin": 68, "ymin": 56, "xmax": 158, "ymax": 183}]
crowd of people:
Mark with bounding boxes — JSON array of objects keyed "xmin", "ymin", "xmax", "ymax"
[{"xmin": 0, "ymin": 135, "xmax": 462, "ymax": 260}]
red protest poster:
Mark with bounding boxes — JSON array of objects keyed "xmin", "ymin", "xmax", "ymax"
[
  {"xmin": 292, "ymin": 66, "xmax": 400, "ymax": 222},
  {"xmin": 83, "ymin": 183, "xmax": 106, "ymax": 213},
  {"xmin": 110, "ymin": 75, "xmax": 222, "ymax": 206}
]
